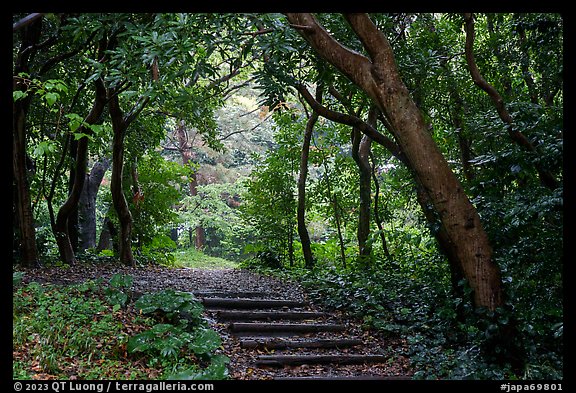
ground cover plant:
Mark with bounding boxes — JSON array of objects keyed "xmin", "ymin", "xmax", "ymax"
[{"xmin": 13, "ymin": 272, "xmax": 228, "ymax": 380}]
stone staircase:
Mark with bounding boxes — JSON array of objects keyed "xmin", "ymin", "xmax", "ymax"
[{"xmin": 193, "ymin": 289, "xmax": 411, "ymax": 380}]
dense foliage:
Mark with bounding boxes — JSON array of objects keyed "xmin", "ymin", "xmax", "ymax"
[
  {"xmin": 13, "ymin": 13, "xmax": 562, "ymax": 380},
  {"xmin": 13, "ymin": 273, "xmax": 227, "ymax": 379}
]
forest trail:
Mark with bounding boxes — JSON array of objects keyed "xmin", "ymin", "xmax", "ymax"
[
  {"xmin": 197, "ymin": 288, "xmax": 413, "ymax": 380},
  {"xmin": 20, "ymin": 264, "xmax": 413, "ymax": 380}
]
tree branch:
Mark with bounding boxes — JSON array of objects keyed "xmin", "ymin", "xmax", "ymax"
[
  {"xmin": 296, "ymin": 84, "xmax": 405, "ymax": 163},
  {"xmin": 39, "ymin": 31, "xmax": 97, "ymax": 76},
  {"xmin": 13, "ymin": 13, "xmax": 44, "ymax": 32},
  {"xmin": 240, "ymin": 28, "xmax": 274, "ymax": 36},
  {"xmin": 285, "ymin": 13, "xmax": 373, "ymax": 87},
  {"xmin": 288, "ymin": 23, "xmax": 314, "ymax": 31}
]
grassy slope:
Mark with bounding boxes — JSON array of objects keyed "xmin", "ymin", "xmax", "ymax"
[{"xmin": 173, "ymin": 248, "xmax": 239, "ymax": 269}]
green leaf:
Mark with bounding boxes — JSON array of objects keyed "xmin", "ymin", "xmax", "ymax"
[
  {"xmin": 127, "ymin": 331, "xmax": 155, "ymax": 353},
  {"xmin": 151, "ymin": 324, "xmax": 176, "ymax": 335},
  {"xmin": 44, "ymin": 92, "xmax": 59, "ymax": 106},
  {"xmin": 109, "ymin": 273, "xmax": 133, "ymax": 289},
  {"xmin": 32, "ymin": 141, "xmax": 57, "ymax": 158},
  {"xmin": 73, "ymin": 132, "xmax": 93, "ymax": 141},
  {"xmin": 135, "ymin": 289, "xmax": 200, "ymax": 316},
  {"xmin": 189, "ymin": 328, "xmax": 221, "ymax": 355},
  {"xmin": 66, "ymin": 113, "xmax": 84, "ymax": 132},
  {"xmin": 104, "ymin": 287, "xmax": 128, "ymax": 307},
  {"xmin": 13, "ymin": 271, "xmax": 25, "ymax": 286},
  {"xmin": 167, "ymin": 355, "xmax": 229, "ymax": 380},
  {"xmin": 13, "ymin": 90, "xmax": 27, "ymax": 101}
]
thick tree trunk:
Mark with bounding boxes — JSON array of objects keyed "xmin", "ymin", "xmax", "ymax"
[
  {"xmin": 297, "ymin": 86, "xmax": 322, "ymax": 269},
  {"xmin": 12, "ymin": 18, "xmax": 42, "ymax": 267},
  {"xmin": 287, "ymin": 13, "xmax": 505, "ymax": 311},
  {"xmin": 78, "ymin": 157, "xmax": 111, "ymax": 250},
  {"xmin": 13, "ymin": 102, "xmax": 40, "ymax": 267}
]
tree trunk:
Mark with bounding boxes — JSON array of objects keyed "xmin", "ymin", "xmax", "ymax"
[
  {"xmin": 369, "ymin": 152, "xmax": 392, "ymax": 262},
  {"xmin": 67, "ymin": 139, "xmax": 79, "ymax": 253},
  {"xmin": 12, "ymin": 17, "xmax": 42, "ymax": 267},
  {"xmin": 53, "ymin": 79, "xmax": 106, "ymax": 264},
  {"xmin": 351, "ymin": 128, "xmax": 372, "ymax": 261},
  {"xmin": 107, "ymin": 81, "xmax": 150, "ymax": 267},
  {"xmin": 297, "ymin": 85, "xmax": 322, "ymax": 269},
  {"xmin": 191, "ymin": 174, "xmax": 206, "ymax": 250},
  {"xmin": 110, "ymin": 119, "xmax": 134, "ymax": 266},
  {"xmin": 175, "ymin": 120, "xmax": 205, "ymax": 250},
  {"xmin": 314, "ymin": 136, "xmax": 347, "ymax": 268},
  {"xmin": 78, "ymin": 157, "xmax": 111, "ymax": 250},
  {"xmin": 286, "ymin": 13, "xmax": 505, "ymax": 311},
  {"xmin": 170, "ymin": 227, "xmax": 179, "ymax": 245},
  {"xmin": 96, "ymin": 209, "xmax": 118, "ymax": 253}
]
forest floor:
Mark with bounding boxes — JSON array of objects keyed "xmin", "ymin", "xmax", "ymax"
[{"xmin": 18, "ymin": 263, "xmax": 413, "ymax": 380}]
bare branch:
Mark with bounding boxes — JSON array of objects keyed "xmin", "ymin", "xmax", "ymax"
[
  {"xmin": 240, "ymin": 28, "xmax": 274, "ymax": 36},
  {"xmin": 288, "ymin": 23, "xmax": 314, "ymax": 31},
  {"xmin": 13, "ymin": 13, "xmax": 44, "ymax": 32},
  {"xmin": 239, "ymin": 107, "xmax": 260, "ymax": 118}
]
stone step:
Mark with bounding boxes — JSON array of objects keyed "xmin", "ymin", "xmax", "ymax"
[
  {"xmin": 193, "ymin": 290, "xmax": 271, "ymax": 299},
  {"xmin": 255, "ymin": 354, "xmax": 389, "ymax": 367},
  {"xmin": 201, "ymin": 297, "xmax": 306, "ymax": 309},
  {"xmin": 216, "ymin": 310, "xmax": 328, "ymax": 321},
  {"xmin": 274, "ymin": 375, "xmax": 412, "ymax": 380},
  {"xmin": 240, "ymin": 337, "xmax": 363, "ymax": 349},
  {"xmin": 229, "ymin": 322, "xmax": 346, "ymax": 335}
]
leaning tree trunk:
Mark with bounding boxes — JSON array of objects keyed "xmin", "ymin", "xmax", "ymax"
[{"xmin": 286, "ymin": 13, "xmax": 504, "ymax": 311}]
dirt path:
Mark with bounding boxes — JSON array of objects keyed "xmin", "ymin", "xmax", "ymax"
[{"xmin": 20, "ymin": 264, "xmax": 413, "ymax": 380}]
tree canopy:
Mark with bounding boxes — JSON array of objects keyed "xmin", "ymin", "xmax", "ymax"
[{"xmin": 13, "ymin": 12, "xmax": 562, "ymax": 381}]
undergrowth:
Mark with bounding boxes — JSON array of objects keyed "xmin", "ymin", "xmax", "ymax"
[
  {"xmin": 13, "ymin": 272, "xmax": 228, "ymax": 380},
  {"xmin": 243, "ymin": 262, "xmax": 563, "ymax": 380}
]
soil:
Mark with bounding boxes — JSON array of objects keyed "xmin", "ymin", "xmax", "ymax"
[{"xmin": 19, "ymin": 263, "xmax": 413, "ymax": 380}]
